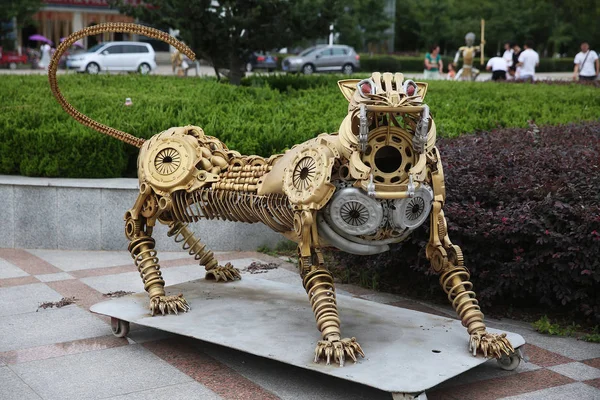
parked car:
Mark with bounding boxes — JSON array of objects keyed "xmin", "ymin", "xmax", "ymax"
[
  {"xmin": 0, "ymin": 48, "xmax": 29, "ymax": 70},
  {"xmin": 246, "ymin": 52, "xmax": 277, "ymax": 72},
  {"xmin": 282, "ymin": 45, "xmax": 359, "ymax": 74},
  {"xmin": 66, "ymin": 41, "xmax": 157, "ymax": 74}
]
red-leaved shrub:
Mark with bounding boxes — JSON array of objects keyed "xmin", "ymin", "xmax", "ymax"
[{"xmin": 333, "ymin": 122, "xmax": 600, "ymax": 321}]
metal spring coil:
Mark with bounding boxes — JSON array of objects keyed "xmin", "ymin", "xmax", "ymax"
[
  {"xmin": 48, "ymin": 23, "xmax": 195, "ymax": 148},
  {"xmin": 303, "ymin": 268, "xmax": 341, "ymax": 340},
  {"xmin": 439, "ymin": 265, "xmax": 486, "ymax": 335},
  {"xmin": 167, "ymin": 222, "xmax": 218, "ymax": 270},
  {"xmin": 171, "ymin": 189, "xmax": 294, "ymax": 233},
  {"xmin": 128, "ymin": 236, "xmax": 164, "ymax": 294}
]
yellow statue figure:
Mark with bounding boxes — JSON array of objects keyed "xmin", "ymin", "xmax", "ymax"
[
  {"xmin": 48, "ymin": 23, "xmax": 516, "ymax": 368},
  {"xmin": 454, "ymin": 32, "xmax": 481, "ymax": 81}
]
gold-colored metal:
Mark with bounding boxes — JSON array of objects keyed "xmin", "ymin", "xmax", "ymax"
[
  {"xmin": 167, "ymin": 221, "xmax": 241, "ymax": 281},
  {"xmin": 50, "ymin": 25, "xmax": 515, "ymax": 367}
]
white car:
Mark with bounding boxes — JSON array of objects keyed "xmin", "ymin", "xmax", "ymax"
[{"xmin": 66, "ymin": 41, "xmax": 157, "ymax": 74}]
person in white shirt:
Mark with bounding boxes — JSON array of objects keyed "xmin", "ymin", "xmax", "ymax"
[
  {"xmin": 573, "ymin": 41, "xmax": 599, "ymax": 81},
  {"xmin": 502, "ymin": 42, "xmax": 513, "ymax": 68},
  {"xmin": 517, "ymin": 40, "xmax": 539, "ymax": 82},
  {"xmin": 486, "ymin": 56, "xmax": 508, "ymax": 81}
]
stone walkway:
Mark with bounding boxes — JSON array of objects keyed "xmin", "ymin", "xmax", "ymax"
[{"xmin": 0, "ymin": 248, "xmax": 599, "ymax": 399}]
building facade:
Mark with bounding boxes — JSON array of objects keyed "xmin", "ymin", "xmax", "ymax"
[{"xmin": 23, "ymin": 0, "xmax": 140, "ymax": 49}]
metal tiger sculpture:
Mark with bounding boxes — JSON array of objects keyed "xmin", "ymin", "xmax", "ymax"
[{"xmin": 49, "ymin": 23, "xmax": 515, "ymax": 367}]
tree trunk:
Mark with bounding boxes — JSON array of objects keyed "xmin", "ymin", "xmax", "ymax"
[{"xmin": 229, "ymin": 54, "xmax": 243, "ymax": 86}]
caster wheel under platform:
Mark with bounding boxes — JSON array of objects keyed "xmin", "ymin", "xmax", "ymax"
[
  {"xmin": 497, "ymin": 347, "xmax": 522, "ymax": 371},
  {"xmin": 111, "ymin": 317, "xmax": 130, "ymax": 338}
]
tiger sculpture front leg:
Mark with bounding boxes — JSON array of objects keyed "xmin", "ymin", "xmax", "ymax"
[
  {"xmin": 425, "ymin": 150, "xmax": 514, "ymax": 358},
  {"xmin": 295, "ymin": 209, "xmax": 365, "ymax": 366}
]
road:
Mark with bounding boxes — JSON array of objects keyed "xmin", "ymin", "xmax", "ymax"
[{"xmin": 0, "ymin": 64, "xmax": 577, "ymax": 81}]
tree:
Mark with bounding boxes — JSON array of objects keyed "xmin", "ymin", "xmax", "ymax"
[
  {"xmin": 335, "ymin": 0, "xmax": 392, "ymax": 52},
  {"xmin": 111, "ymin": 0, "xmax": 336, "ymax": 84},
  {"xmin": 393, "ymin": 0, "xmax": 600, "ymax": 58},
  {"xmin": 0, "ymin": 0, "xmax": 43, "ymax": 49}
]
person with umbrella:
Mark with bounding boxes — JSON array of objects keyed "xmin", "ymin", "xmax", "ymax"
[{"xmin": 29, "ymin": 34, "xmax": 53, "ymax": 70}]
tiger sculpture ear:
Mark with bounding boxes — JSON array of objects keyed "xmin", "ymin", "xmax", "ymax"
[
  {"xmin": 337, "ymin": 79, "xmax": 361, "ymax": 102},
  {"xmin": 338, "ymin": 77, "xmax": 429, "ymax": 101}
]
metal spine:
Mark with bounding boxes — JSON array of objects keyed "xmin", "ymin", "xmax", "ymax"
[
  {"xmin": 167, "ymin": 222, "xmax": 218, "ymax": 270},
  {"xmin": 128, "ymin": 236, "xmax": 164, "ymax": 298},
  {"xmin": 47, "ymin": 23, "xmax": 195, "ymax": 148},
  {"xmin": 303, "ymin": 268, "xmax": 341, "ymax": 340},
  {"xmin": 171, "ymin": 189, "xmax": 294, "ymax": 233},
  {"xmin": 439, "ymin": 265, "xmax": 486, "ymax": 335}
]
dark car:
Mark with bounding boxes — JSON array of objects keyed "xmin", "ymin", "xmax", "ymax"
[{"xmin": 246, "ymin": 52, "xmax": 277, "ymax": 72}]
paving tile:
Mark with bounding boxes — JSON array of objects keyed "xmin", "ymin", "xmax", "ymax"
[
  {"xmin": 497, "ymin": 382, "xmax": 600, "ymax": 400},
  {"xmin": 431, "ymin": 357, "xmax": 540, "ymax": 390},
  {"xmin": 0, "ymin": 275, "xmax": 40, "ymax": 288},
  {"xmin": 517, "ymin": 331, "xmax": 600, "ymax": 361},
  {"xmin": 240, "ymin": 264, "xmax": 298, "ymax": 281},
  {"xmin": 0, "ymin": 366, "xmax": 41, "ymax": 400},
  {"xmin": 81, "ymin": 265, "xmax": 207, "ymax": 294},
  {"xmin": 522, "ymin": 343, "xmax": 575, "ymax": 367},
  {"xmin": 46, "ymin": 279, "xmax": 107, "ymax": 312},
  {"xmin": 0, "ymin": 283, "xmax": 63, "ymax": 317},
  {"xmin": 11, "ymin": 345, "xmax": 192, "ymax": 400},
  {"xmin": 105, "ymin": 381, "xmax": 222, "ymax": 400},
  {"xmin": 0, "ymin": 257, "xmax": 28, "ymax": 279},
  {"xmin": 143, "ymin": 338, "xmax": 280, "ymax": 400},
  {"xmin": 69, "ymin": 256, "xmax": 197, "ymax": 279},
  {"xmin": 0, "ymin": 249, "xmax": 61, "ymax": 275},
  {"xmin": 548, "ymin": 361, "xmax": 600, "ymax": 381},
  {"xmin": 34, "ymin": 272, "xmax": 75, "ymax": 283},
  {"xmin": 0, "ymin": 335, "xmax": 128, "ymax": 365},
  {"xmin": 428, "ymin": 369, "xmax": 574, "ymax": 400},
  {"xmin": 26, "ymin": 249, "xmax": 189, "ymax": 272},
  {"xmin": 226, "ymin": 257, "xmax": 266, "ymax": 270},
  {"xmin": 0, "ymin": 306, "xmax": 109, "ymax": 352},
  {"xmin": 583, "ymin": 357, "xmax": 600, "ymax": 369},
  {"xmin": 584, "ymin": 377, "xmax": 600, "ymax": 390}
]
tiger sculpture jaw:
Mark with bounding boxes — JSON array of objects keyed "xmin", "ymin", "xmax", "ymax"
[{"xmin": 49, "ymin": 23, "xmax": 515, "ymax": 367}]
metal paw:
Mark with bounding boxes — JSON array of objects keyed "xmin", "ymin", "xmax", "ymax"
[
  {"xmin": 205, "ymin": 262, "xmax": 241, "ymax": 282},
  {"xmin": 314, "ymin": 337, "xmax": 365, "ymax": 367},
  {"xmin": 150, "ymin": 294, "xmax": 190, "ymax": 316},
  {"xmin": 469, "ymin": 331, "xmax": 515, "ymax": 358}
]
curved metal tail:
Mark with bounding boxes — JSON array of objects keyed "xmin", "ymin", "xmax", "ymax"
[{"xmin": 48, "ymin": 23, "xmax": 196, "ymax": 148}]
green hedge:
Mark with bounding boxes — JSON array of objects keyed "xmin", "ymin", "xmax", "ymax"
[
  {"xmin": 358, "ymin": 54, "xmax": 576, "ymax": 73},
  {"xmin": 1, "ymin": 74, "xmax": 597, "ymax": 178}
]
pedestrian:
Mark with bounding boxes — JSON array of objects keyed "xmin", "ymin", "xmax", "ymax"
[
  {"xmin": 502, "ymin": 42, "xmax": 513, "ymax": 69},
  {"xmin": 573, "ymin": 41, "xmax": 599, "ymax": 81},
  {"xmin": 486, "ymin": 56, "xmax": 508, "ymax": 81},
  {"xmin": 424, "ymin": 44, "xmax": 443, "ymax": 80},
  {"xmin": 509, "ymin": 43, "xmax": 521, "ymax": 79},
  {"xmin": 38, "ymin": 42, "xmax": 51, "ymax": 70},
  {"xmin": 446, "ymin": 63, "xmax": 456, "ymax": 80},
  {"xmin": 517, "ymin": 40, "xmax": 539, "ymax": 82}
]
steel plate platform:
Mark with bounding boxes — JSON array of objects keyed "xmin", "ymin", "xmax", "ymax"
[{"xmin": 90, "ymin": 276, "xmax": 525, "ymax": 399}]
